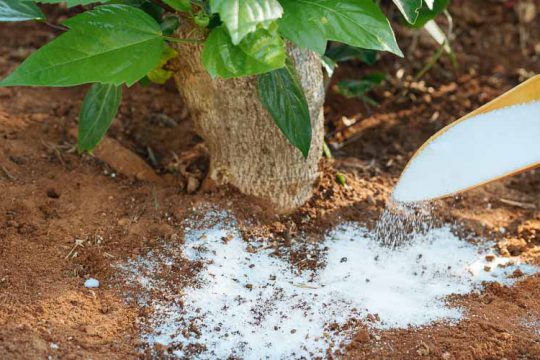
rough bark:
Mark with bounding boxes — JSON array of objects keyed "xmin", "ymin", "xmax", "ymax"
[{"xmin": 172, "ymin": 24, "xmax": 325, "ymax": 212}]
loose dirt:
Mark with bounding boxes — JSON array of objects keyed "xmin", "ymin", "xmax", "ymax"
[{"xmin": 1, "ymin": 1, "xmax": 540, "ymax": 359}]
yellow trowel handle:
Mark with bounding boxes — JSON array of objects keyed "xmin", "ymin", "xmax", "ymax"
[
  {"xmin": 405, "ymin": 74, "xmax": 540, "ymax": 176},
  {"xmin": 393, "ymin": 75, "xmax": 540, "ymax": 203}
]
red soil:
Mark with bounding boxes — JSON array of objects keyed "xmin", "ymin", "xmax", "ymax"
[{"xmin": 1, "ymin": 1, "xmax": 540, "ymax": 359}]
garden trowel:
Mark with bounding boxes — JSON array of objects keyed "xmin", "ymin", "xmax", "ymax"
[{"xmin": 392, "ymin": 75, "xmax": 540, "ymax": 203}]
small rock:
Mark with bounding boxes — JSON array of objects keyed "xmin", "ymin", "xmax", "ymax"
[
  {"xmin": 442, "ymin": 352, "xmax": 452, "ymax": 360},
  {"xmin": 154, "ymin": 342, "xmax": 170, "ymax": 353},
  {"xmin": 511, "ymin": 268, "xmax": 525, "ymax": 278},
  {"xmin": 502, "ymin": 238, "xmax": 527, "ymax": 256},
  {"xmin": 516, "ymin": 2, "xmax": 537, "ymax": 23},
  {"xmin": 485, "ymin": 254, "xmax": 496, "ymax": 262},
  {"xmin": 46, "ymin": 189, "xmax": 60, "ymax": 199},
  {"xmin": 9, "ymin": 155, "xmax": 25, "ymax": 165},
  {"xmin": 29, "ymin": 113, "xmax": 48, "ymax": 122},
  {"xmin": 148, "ymin": 113, "xmax": 178, "ymax": 128},
  {"xmin": 221, "ymin": 234, "xmax": 233, "ymax": 243},
  {"xmin": 84, "ymin": 278, "xmax": 100, "ymax": 288},
  {"xmin": 353, "ymin": 328, "xmax": 370, "ymax": 343},
  {"xmin": 484, "ymin": 266, "xmax": 491, "ymax": 272},
  {"xmin": 186, "ymin": 176, "xmax": 200, "ymax": 194},
  {"xmin": 6, "ymin": 220, "xmax": 18, "ymax": 228},
  {"xmin": 117, "ymin": 218, "xmax": 130, "ymax": 226}
]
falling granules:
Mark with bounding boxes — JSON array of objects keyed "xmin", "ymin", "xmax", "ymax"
[
  {"xmin": 117, "ymin": 209, "xmax": 538, "ymax": 359},
  {"xmin": 374, "ymin": 200, "xmax": 435, "ymax": 248}
]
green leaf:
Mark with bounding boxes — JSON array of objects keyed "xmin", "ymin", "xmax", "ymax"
[
  {"xmin": 336, "ymin": 172, "xmax": 346, "ymax": 186},
  {"xmin": 325, "ymin": 44, "xmax": 378, "ymax": 65},
  {"xmin": 0, "ymin": 5, "xmax": 164, "ymax": 87},
  {"xmin": 320, "ymin": 55, "xmax": 336, "ymax": 77},
  {"xmin": 257, "ymin": 60, "xmax": 311, "ymax": 158},
  {"xmin": 392, "ymin": 0, "xmax": 422, "ymax": 24},
  {"xmin": 162, "ymin": 0, "xmax": 191, "ymax": 12},
  {"xmin": 106, "ymin": 0, "xmax": 165, "ymax": 22},
  {"xmin": 336, "ymin": 72, "xmax": 385, "ymax": 104},
  {"xmin": 413, "ymin": 0, "xmax": 448, "ymax": 28},
  {"xmin": 160, "ymin": 15, "xmax": 180, "ymax": 35},
  {"xmin": 203, "ymin": 25, "xmax": 285, "ymax": 79},
  {"xmin": 278, "ymin": 0, "xmax": 402, "ymax": 56},
  {"xmin": 209, "ymin": 0, "xmax": 283, "ymax": 44},
  {"xmin": 193, "ymin": 10, "xmax": 210, "ymax": 27},
  {"xmin": 147, "ymin": 46, "xmax": 177, "ymax": 84},
  {"xmin": 37, "ymin": 0, "xmax": 102, "ymax": 6},
  {"xmin": 78, "ymin": 83, "xmax": 122, "ymax": 152},
  {"xmin": 0, "ymin": 0, "xmax": 45, "ymax": 22}
]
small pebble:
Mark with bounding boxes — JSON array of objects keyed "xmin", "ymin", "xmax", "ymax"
[
  {"xmin": 46, "ymin": 189, "xmax": 60, "ymax": 199},
  {"xmin": 84, "ymin": 278, "xmax": 100, "ymax": 288},
  {"xmin": 511, "ymin": 268, "xmax": 524, "ymax": 278}
]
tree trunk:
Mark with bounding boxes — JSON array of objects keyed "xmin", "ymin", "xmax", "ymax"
[{"xmin": 172, "ymin": 24, "xmax": 325, "ymax": 212}]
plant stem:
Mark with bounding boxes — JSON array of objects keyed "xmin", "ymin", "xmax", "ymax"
[
  {"xmin": 40, "ymin": 20, "xmax": 68, "ymax": 32},
  {"xmin": 322, "ymin": 142, "xmax": 333, "ymax": 159},
  {"xmin": 414, "ymin": 42, "xmax": 445, "ymax": 81}
]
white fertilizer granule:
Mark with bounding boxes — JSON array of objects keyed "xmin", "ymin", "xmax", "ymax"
[
  {"xmin": 117, "ymin": 210, "xmax": 537, "ymax": 359},
  {"xmin": 84, "ymin": 278, "xmax": 100, "ymax": 288},
  {"xmin": 393, "ymin": 101, "xmax": 540, "ymax": 203}
]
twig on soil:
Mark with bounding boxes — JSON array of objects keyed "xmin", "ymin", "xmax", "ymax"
[
  {"xmin": 0, "ymin": 164, "xmax": 16, "ymax": 181},
  {"xmin": 147, "ymin": 146, "xmax": 159, "ymax": 168},
  {"xmin": 152, "ymin": 187, "xmax": 161, "ymax": 210},
  {"xmin": 41, "ymin": 140, "xmax": 66, "ymax": 167},
  {"xmin": 254, "ymin": 243, "xmax": 275, "ymax": 253},
  {"xmin": 499, "ymin": 198, "xmax": 537, "ymax": 210},
  {"xmin": 65, "ymin": 239, "xmax": 85, "ymax": 260},
  {"xmin": 293, "ymin": 283, "xmax": 319, "ymax": 289}
]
